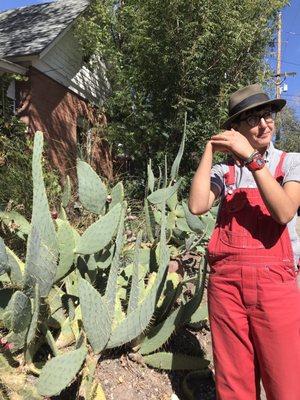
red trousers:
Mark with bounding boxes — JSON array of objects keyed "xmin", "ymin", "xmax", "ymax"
[
  {"xmin": 208, "ymin": 263, "xmax": 300, "ymax": 400},
  {"xmin": 207, "ymin": 154, "xmax": 300, "ymax": 399}
]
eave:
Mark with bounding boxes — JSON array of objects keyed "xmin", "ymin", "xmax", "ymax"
[{"xmin": 0, "ymin": 58, "xmax": 27, "ymax": 75}]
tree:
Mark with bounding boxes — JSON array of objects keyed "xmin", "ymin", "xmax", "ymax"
[
  {"xmin": 75, "ymin": 0, "xmax": 288, "ymax": 180},
  {"xmin": 277, "ymin": 106, "xmax": 300, "ymax": 153}
]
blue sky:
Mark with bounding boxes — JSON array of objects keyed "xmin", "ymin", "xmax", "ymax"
[
  {"xmin": 1, "ymin": 0, "xmax": 300, "ymax": 118},
  {"xmin": 267, "ymin": 0, "xmax": 300, "ymax": 118}
]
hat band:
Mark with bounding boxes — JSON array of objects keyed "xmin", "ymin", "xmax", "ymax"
[{"xmin": 229, "ymin": 93, "xmax": 270, "ymax": 117}]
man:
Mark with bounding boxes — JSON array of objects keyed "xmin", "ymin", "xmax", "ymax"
[{"xmin": 189, "ymin": 84, "xmax": 300, "ymax": 400}]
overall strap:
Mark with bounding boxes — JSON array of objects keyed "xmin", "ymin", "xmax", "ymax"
[
  {"xmin": 275, "ymin": 151, "xmax": 287, "ymax": 182},
  {"xmin": 224, "ymin": 164, "xmax": 235, "ymax": 186}
]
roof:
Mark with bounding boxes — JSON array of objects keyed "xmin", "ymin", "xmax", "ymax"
[
  {"xmin": 0, "ymin": 58, "xmax": 26, "ymax": 74},
  {"xmin": 0, "ymin": 0, "xmax": 90, "ymax": 58}
]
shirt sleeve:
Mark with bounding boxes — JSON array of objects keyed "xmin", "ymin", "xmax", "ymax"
[
  {"xmin": 283, "ymin": 153, "xmax": 300, "ymax": 184},
  {"xmin": 210, "ymin": 163, "xmax": 225, "ymax": 198}
]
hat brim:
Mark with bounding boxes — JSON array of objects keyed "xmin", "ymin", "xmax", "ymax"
[{"xmin": 221, "ymin": 98, "xmax": 286, "ymax": 129}]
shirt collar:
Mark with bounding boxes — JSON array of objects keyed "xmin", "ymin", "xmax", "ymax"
[{"xmin": 264, "ymin": 142, "xmax": 275, "ymax": 162}]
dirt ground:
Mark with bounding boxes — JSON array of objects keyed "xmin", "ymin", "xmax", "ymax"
[{"xmin": 94, "ymin": 326, "xmax": 216, "ymax": 400}]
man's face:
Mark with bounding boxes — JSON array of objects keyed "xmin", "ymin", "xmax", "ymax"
[{"xmin": 233, "ymin": 106, "xmax": 276, "ymax": 150}]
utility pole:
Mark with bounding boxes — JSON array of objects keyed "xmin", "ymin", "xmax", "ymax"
[
  {"xmin": 275, "ymin": 11, "xmax": 282, "ymax": 142},
  {"xmin": 276, "ymin": 11, "xmax": 282, "ymax": 100}
]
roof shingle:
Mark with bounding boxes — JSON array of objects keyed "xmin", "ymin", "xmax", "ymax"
[{"xmin": 0, "ymin": 0, "xmax": 90, "ymax": 58}]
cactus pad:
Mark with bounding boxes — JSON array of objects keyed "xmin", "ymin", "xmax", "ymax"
[
  {"xmin": 77, "ymin": 160, "xmax": 107, "ymax": 214},
  {"xmin": 78, "ymin": 278, "xmax": 111, "ymax": 353},
  {"xmin": 37, "ymin": 346, "xmax": 87, "ymax": 396},
  {"xmin": 76, "ymin": 203, "xmax": 122, "ymax": 255}
]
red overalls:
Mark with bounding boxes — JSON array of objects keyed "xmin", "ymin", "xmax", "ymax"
[{"xmin": 207, "ymin": 153, "xmax": 300, "ymax": 400}]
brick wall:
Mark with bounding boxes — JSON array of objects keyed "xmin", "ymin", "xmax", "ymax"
[{"xmin": 16, "ymin": 67, "xmax": 113, "ymax": 181}]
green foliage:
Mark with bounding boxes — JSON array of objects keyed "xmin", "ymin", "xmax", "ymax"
[
  {"xmin": 75, "ymin": 0, "xmax": 287, "ymax": 179},
  {"xmin": 277, "ymin": 106, "xmax": 300, "ymax": 152},
  {"xmin": 0, "ymin": 131, "xmax": 212, "ymax": 397},
  {"xmin": 0, "ymin": 75, "xmax": 60, "ymax": 216}
]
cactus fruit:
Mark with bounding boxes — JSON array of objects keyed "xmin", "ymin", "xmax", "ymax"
[
  {"xmin": 37, "ymin": 346, "xmax": 87, "ymax": 396},
  {"xmin": 77, "ymin": 160, "xmax": 108, "ymax": 214}
]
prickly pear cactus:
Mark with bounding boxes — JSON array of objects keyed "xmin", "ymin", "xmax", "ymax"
[
  {"xmin": 77, "ymin": 160, "xmax": 108, "ymax": 214},
  {"xmin": 9, "ymin": 290, "xmax": 32, "ymax": 333},
  {"xmin": 37, "ymin": 346, "xmax": 87, "ymax": 396},
  {"xmin": 78, "ymin": 278, "xmax": 111, "ymax": 354},
  {"xmin": 76, "ymin": 203, "xmax": 122, "ymax": 255},
  {"xmin": 23, "ymin": 132, "xmax": 59, "ymax": 298},
  {"xmin": 55, "ymin": 219, "xmax": 76, "ymax": 281},
  {"xmin": 107, "ymin": 200, "xmax": 170, "ymax": 348},
  {"xmin": 143, "ymin": 352, "xmax": 210, "ymax": 370}
]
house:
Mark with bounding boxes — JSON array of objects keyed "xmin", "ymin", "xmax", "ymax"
[{"xmin": 0, "ymin": 0, "xmax": 113, "ymax": 180}]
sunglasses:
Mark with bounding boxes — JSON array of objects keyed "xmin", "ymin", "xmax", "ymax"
[{"xmin": 238, "ymin": 111, "xmax": 276, "ymax": 128}]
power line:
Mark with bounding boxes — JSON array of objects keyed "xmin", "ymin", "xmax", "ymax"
[
  {"xmin": 282, "ymin": 60, "xmax": 300, "ymax": 67},
  {"xmin": 283, "ymin": 94, "xmax": 300, "ymax": 99},
  {"xmin": 268, "ymin": 56, "xmax": 300, "ymax": 68},
  {"xmin": 283, "ymin": 31, "xmax": 300, "ymax": 36}
]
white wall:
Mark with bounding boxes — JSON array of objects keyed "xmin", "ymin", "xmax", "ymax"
[{"xmin": 32, "ymin": 28, "xmax": 109, "ymax": 105}]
